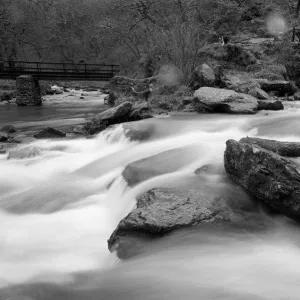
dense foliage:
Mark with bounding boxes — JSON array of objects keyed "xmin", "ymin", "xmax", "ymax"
[{"xmin": 0, "ymin": 0, "xmax": 297, "ymax": 76}]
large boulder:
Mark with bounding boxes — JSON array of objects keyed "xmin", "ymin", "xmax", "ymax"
[
  {"xmin": 224, "ymin": 139, "xmax": 300, "ymax": 221},
  {"xmin": 257, "ymin": 100, "xmax": 284, "ymax": 111},
  {"xmin": 194, "ymin": 87, "xmax": 258, "ymax": 114},
  {"xmin": 239, "ymin": 137, "xmax": 300, "ymax": 157},
  {"xmin": 84, "ymin": 102, "xmax": 132, "ymax": 135},
  {"xmin": 190, "ymin": 64, "xmax": 216, "ymax": 90},
  {"xmin": 260, "ymin": 80, "xmax": 293, "ymax": 96},
  {"xmin": 34, "ymin": 127, "xmax": 66, "ymax": 139},
  {"xmin": 108, "ymin": 187, "xmax": 231, "ymax": 258}
]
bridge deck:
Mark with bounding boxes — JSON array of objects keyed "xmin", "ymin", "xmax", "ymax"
[{"xmin": 0, "ymin": 61, "xmax": 120, "ymax": 81}]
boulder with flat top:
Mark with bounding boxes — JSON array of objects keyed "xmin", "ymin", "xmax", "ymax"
[{"xmin": 194, "ymin": 87, "xmax": 258, "ymax": 114}]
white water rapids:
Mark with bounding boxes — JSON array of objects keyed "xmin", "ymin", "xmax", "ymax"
[{"xmin": 1, "ymin": 100, "xmax": 300, "ymax": 299}]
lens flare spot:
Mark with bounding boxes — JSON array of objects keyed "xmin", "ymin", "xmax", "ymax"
[{"xmin": 266, "ymin": 15, "xmax": 286, "ymax": 36}]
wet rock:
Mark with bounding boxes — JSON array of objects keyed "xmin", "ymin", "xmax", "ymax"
[
  {"xmin": 0, "ymin": 143, "xmax": 17, "ymax": 154},
  {"xmin": 257, "ymin": 100, "xmax": 284, "ymax": 111},
  {"xmin": 123, "ymin": 123, "xmax": 154, "ymax": 142},
  {"xmin": 239, "ymin": 137, "xmax": 300, "ymax": 157},
  {"xmin": 260, "ymin": 80, "xmax": 293, "ymax": 96},
  {"xmin": 0, "ymin": 125, "xmax": 17, "ymax": 134},
  {"xmin": 128, "ymin": 102, "xmax": 153, "ymax": 121},
  {"xmin": 71, "ymin": 126, "xmax": 85, "ymax": 135},
  {"xmin": 83, "ymin": 102, "xmax": 132, "ymax": 135},
  {"xmin": 52, "ymin": 86, "xmax": 64, "ymax": 94},
  {"xmin": 0, "ymin": 134, "xmax": 8, "ymax": 142},
  {"xmin": 122, "ymin": 146, "xmax": 200, "ymax": 186},
  {"xmin": 34, "ymin": 127, "xmax": 66, "ymax": 139},
  {"xmin": 248, "ymin": 87, "xmax": 269, "ymax": 100},
  {"xmin": 0, "ymin": 134, "xmax": 20, "ymax": 143},
  {"xmin": 224, "ymin": 139, "xmax": 300, "ymax": 221},
  {"xmin": 0, "ymin": 91, "xmax": 16, "ymax": 101},
  {"xmin": 108, "ymin": 187, "xmax": 230, "ymax": 257},
  {"xmin": 194, "ymin": 87, "xmax": 258, "ymax": 114},
  {"xmin": 8, "ymin": 146, "xmax": 42, "ymax": 160},
  {"xmin": 104, "ymin": 91, "xmax": 118, "ymax": 106},
  {"xmin": 80, "ymin": 96, "xmax": 85, "ymax": 99},
  {"xmin": 190, "ymin": 64, "xmax": 216, "ymax": 90},
  {"xmin": 294, "ymin": 92, "xmax": 300, "ymax": 100}
]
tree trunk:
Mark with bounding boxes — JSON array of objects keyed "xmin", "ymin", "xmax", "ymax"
[{"xmin": 296, "ymin": 0, "xmax": 300, "ymax": 18}]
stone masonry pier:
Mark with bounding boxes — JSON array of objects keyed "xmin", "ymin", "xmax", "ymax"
[{"xmin": 16, "ymin": 75, "xmax": 42, "ymax": 106}]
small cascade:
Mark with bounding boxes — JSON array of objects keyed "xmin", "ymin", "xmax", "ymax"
[{"xmin": 102, "ymin": 124, "xmax": 131, "ymax": 144}]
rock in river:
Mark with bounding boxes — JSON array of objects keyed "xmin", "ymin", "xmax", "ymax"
[
  {"xmin": 34, "ymin": 127, "xmax": 66, "ymax": 139},
  {"xmin": 194, "ymin": 87, "xmax": 258, "ymax": 114},
  {"xmin": 260, "ymin": 80, "xmax": 293, "ymax": 96},
  {"xmin": 257, "ymin": 100, "xmax": 283, "ymax": 111},
  {"xmin": 239, "ymin": 137, "xmax": 300, "ymax": 157},
  {"xmin": 84, "ymin": 101, "xmax": 153, "ymax": 135},
  {"xmin": 0, "ymin": 125, "xmax": 17, "ymax": 134},
  {"xmin": 108, "ymin": 187, "xmax": 231, "ymax": 258},
  {"xmin": 8, "ymin": 146, "xmax": 42, "ymax": 160},
  {"xmin": 83, "ymin": 102, "xmax": 132, "ymax": 135},
  {"xmin": 224, "ymin": 139, "xmax": 300, "ymax": 221}
]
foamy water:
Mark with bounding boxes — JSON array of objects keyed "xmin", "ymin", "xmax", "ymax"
[{"xmin": 1, "ymin": 103, "xmax": 300, "ymax": 299}]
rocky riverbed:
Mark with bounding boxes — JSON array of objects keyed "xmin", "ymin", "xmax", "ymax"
[{"xmin": 0, "ymin": 89, "xmax": 300, "ymax": 299}]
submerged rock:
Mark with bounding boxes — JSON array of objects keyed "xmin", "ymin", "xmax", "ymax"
[
  {"xmin": 8, "ymin": 146, "xmax": 41, "ymax": 160},
  {"xmin": 108, "ymin": 187, "xmax": 230, "ymax": 258},
  {"xmin": 122, "ymin": 146, "xmax": 200, "ymax": 186},
  {"xmin": 194, "ymin": 87, "xmax": 258, "ymax": 114},
  {"xmin": 122, "ymin": 122, "xmax": 154, "ymax": 142},
  {"xmin": 224, "ymin": 139, "xmax": 300, "ymax": 221},
  {"xmin": 34, "ymin": 127, "xmax": 66, "ymax": 139}
]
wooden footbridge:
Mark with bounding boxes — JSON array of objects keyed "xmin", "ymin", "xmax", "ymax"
[{"xmin": 0, "ymin": 61, "xmax": 120, "ymax": 81}]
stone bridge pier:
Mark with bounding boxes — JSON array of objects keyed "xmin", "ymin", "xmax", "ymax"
[{"xmin": 16, "ymin": 75, "xmax": 42, "ymax": 106}]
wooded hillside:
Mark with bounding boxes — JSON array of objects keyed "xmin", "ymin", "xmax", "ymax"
[{"xmin": 0, "ymin": 0, "xmax": 297, "ymax": 76}]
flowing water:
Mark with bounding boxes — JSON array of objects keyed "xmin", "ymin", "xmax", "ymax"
[{"xmin": 1, "ymin": 96, "xmax": 300, "ymax": 299}]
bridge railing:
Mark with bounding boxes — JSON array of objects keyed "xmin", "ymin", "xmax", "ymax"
[{"xmin": 0, "ymin": 61, "xmax": 120, "ymax": 80}]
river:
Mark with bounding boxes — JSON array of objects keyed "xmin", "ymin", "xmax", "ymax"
[{"xmin": 0, "ymin": 93, "xmax": 300, "ymax": 299}]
